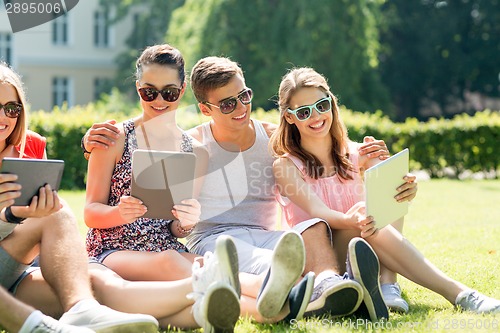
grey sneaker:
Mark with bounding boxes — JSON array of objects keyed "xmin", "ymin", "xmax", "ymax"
[
  {"xmin": 32, "ymin": 316, "xmax": 95, "ymax": 333},
  {"xmin": 455, "ymin": 290, "xmax": 500, "ymax": 314},
  {"xmin": 59, "ymin": 304, "xmax": 158, "ymax": 333},
  {"xmin": 347, "ymin": 237, "xmax": 389, "ymax": 321},
  {"xmin": 190, "ymin": 281, "xmax": 240, "ymax": 333},
  {"xmin": 381, "ymin": 283, "xmax": 409, "ymax": 313},
  {"xmin": 257, "ymin": 231, "xmax": 305, "ymax": 318},
  {"xmin": 304, "ymin": 275, "xmax": 363, "ymax": 318}
]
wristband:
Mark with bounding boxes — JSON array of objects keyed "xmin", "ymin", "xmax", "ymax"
[
  {"xmin": 5, "ymin": 207, "xmax": 26, "ymax": 224},
  {"xmin": 176, "ymin": 221, "xmax": 194, "ymax": 235}
]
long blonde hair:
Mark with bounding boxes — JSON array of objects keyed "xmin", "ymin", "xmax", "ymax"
[
  {"xmin": 0, "ymin": 62, "xmax": 28, "ymax": 157},
  {"xmin": 269, "ymin": 67, "xmax": 354, "ymax": 180}
]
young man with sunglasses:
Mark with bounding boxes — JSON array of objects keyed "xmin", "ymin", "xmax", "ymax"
[{"xmin": 82, "ymin": 56, "xmax": 393, "ymax": 319}]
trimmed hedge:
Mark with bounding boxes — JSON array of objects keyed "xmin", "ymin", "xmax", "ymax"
[{"xmin": 27, "ymin": 95, "xmax": 499, "ymax": 189}]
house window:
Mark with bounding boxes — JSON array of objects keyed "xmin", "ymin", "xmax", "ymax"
[
  {"xmin": 52, "ymin": 77, "xmax": 71, "ymax": 108},
  {"xmin": 94, "ymin": 77, "xmax": 112, "ymax": 100},
  {"xmin": 0, "ymin": 33, "xmax": 12, "ymax": 64},
  {"xmin": 94, "ymin": 11, "xmax": 110, "ymax": 47},
  {"xmin": 52, "ymin": 14, "xmax": 68, "ymax": 45}
]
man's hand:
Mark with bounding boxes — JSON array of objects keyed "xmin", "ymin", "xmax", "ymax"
[
  {"xmin": 83, "ymin": 119, "xmax": 120, "ymax": 153},
  {"xmin": 358, "ymin": 136, "xmax": 390, "ymax": 160}
]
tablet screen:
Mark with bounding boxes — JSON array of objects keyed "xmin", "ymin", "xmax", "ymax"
[
  {"xmin": 0, "ymin": 158, "xmax": 65, "ymax": 206},
  {"xmin": 131, "ymin": 150, "xmax": 196, "ymax": 220},
  {"xmin": 364, "ymin": 148, "xmax": 409, "ymax": 229}
]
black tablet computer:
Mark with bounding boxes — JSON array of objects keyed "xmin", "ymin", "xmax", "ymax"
[
  {"xmin": 0, "ymin": 158, "xmax": 65, "ymax": 206},
  {"xmin": 131, "ymin": 150, "xmax": 197, "ymax": 220}
]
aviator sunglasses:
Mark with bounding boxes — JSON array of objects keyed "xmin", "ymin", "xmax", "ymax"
[
  {"xmin": 138, "ymin": 86, "xmax": 182, "ymax": 103},
  {"xmin": 287, "ymin": 96, "xmax": 332, "ymax": 121},
  {"xmin": 204, "ymin": 88, "xmax": 253, "ymax": 114},
  {"xmin": 0, "ymin": 102, "xmax": 23, "ymax": 118}
]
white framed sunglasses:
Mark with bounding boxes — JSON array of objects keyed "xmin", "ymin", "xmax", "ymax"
[{"xmin": 287, "ymin": 96, "xmax": 332, "ymax": 121}]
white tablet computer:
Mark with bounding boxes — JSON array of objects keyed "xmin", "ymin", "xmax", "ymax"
[
  {"xmin": 364, "ymin": 148, "xmax": 409, "ymax": 229},
  {"xmin": 131, "ymin": 150, "xmax": 196, "ymax": 220},
  {"xmin": 0, "ymin": 158, "xmax": 65, "ymax": 206}
]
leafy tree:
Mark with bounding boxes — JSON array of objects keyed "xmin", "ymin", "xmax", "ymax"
[
  {"xmin": 379, "ymin": 0, "xmax": 500, "ymax": 120},
  {"xmin": 100, "ymin": 0, "xmax": 185, "ymax": 95},
  {"xmin": 168, "ymin": 0, "xmax": 390, "ymax": 113}
]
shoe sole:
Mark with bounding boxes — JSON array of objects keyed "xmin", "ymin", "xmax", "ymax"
[
  {"xmin": 257, "ymin": 231, "xmax": 305, "ymax": 318},
  {"xmin": 205, "ymin": 283, "xmax": 240, "ymax": 333},
  {"xmin": 348, "ymin": 238, "xmax": 389, "ymax": 321},
  {"xmin": 216, "ymin": 235, "xmax": 241, "ymax": 297},
  {"xmin": 304, "ymin": 279, "xmax": 363, "ymax": 318}
]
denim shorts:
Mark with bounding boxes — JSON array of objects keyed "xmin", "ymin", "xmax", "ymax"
[
  {"xmin": 91, "ymin": 247, "xmax": 188, "ymax": 264},
  {"xmin": 0, "ymin": 245, "xmax": 38, "ymax": 293}
]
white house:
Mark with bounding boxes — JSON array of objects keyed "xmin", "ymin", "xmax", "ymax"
[{"xmin": 0, "ymin": 0, "xmax": 140, "ymax": 111}]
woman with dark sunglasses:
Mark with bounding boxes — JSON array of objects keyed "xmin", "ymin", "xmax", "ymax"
[
  {"xmin": 270, "ymin": 67, "xmax": 500, "ymax": 315},
  {"xmin": 84, "ymin": 44, "xmax": 205, "ymax": 280}
]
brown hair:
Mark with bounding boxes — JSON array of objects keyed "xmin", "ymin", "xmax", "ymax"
[
  {"xmin": 269, "ymin": 67, "xmax": 355, "ymax": 180},
  {"xmin": 135, "ymin": 44, "xmax": 185, "ymax": 84},
  {"xmin": 190, "ymin": 56, "xmax": 244, "ymax": 103},
  {"xmin": 0, "ymin": 62, "xmax": 28, "ymax": 156}
]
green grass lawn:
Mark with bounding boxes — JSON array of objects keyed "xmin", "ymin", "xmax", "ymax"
[{"xmin": 3, "ymin": 179, "xmax": 498, "ymax": 332}]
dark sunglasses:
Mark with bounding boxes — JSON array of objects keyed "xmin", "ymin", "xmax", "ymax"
[
  {"xmin": 0, "ymin": 102, "xmax": 23, "ymax": 118},
  {"xmin": 204, "ymin": 88, "xmax": 253, "ymax": 114},
  {"xmin": 138, "ymin": 87, "xmax": 182, "ymax": 103},
  {"xmin": 287, "ymin": 96, "xmax": 332, "ymax": 121}
]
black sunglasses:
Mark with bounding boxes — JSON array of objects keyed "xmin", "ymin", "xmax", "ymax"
[
  {"xmin": 204, "ymin": 88, "xmax": 253, "ymax": 114},
  {"xmin": 0, "ymin": 102, "xmax": 23, "ymax": 118},
  {"xmin": 138, "ymin": 87, "xmax": 182, "ymax": 103}
]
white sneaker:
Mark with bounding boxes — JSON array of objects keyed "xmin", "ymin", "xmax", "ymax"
[
  {"xmin": 32, "ymin": 316, "xmax": 95, "ymax": 333},
  {"xmin": 192, "ymin": 235, "xmax": 240, "ymax": 297},
  {"xmin": 381, "ymin": 283, "xmax": 409, "ymax": 313},
  {"xmin": 455, "ymin": 290, "xmax": 500, "ymax": 314},
  {"xmin": 59, "ymin": 304, "xmax": 159, "ymax": 333},
  {"xmin": 190, "ymin": 281, "xmax": 240, "ymax": 333}
]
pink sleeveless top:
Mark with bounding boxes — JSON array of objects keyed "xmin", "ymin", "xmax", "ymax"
[{"xmin": 276, "ymin": 143, "xmax": 364, "ymax": 229}]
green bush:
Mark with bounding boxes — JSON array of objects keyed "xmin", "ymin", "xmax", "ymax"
[{"xmin": 27, "ymin": 91, "xmax": 499, "ymax": 189}]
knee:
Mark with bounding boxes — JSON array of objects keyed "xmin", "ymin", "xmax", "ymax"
[
  {"xmin": 307, "ymin": 220, "xmax": 329, "ymax": 235},
  {"xmin": 156, "ymin": 250, "xmax": 185, "ymax": 268}
]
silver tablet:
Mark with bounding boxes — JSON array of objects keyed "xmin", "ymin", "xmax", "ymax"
[
  {"xmin": 131, "ymin": 149, "xmax": 196, "ymax": 220},
  {"xmin": 0, "ymin": 158, "xmax": 65, "ymax": 206},
  {"xmin": 364, "ymin": 148, "xmax": 409, "ymax": 229}
]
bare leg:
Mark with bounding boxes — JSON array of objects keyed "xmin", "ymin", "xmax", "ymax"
[
  {"xmin": 103, "ymin": 250, "xmax": 196, "ymax": 281},
  {"xmin": 379, "ymin": 218, "xmax": 404, "ymax": 284},
  {"xmin": 301, "ymin": 222, "xmax": 339, "ymax": 275},
  {"xmin": 1, "ymin": 203, "xmax": 94, "ymax": 311},
  {"xmin": 331, "ymin": 229, "xmax": 360, "ymax": 274},
  {"xmin": 366, "ymin": 225, "xmax": 466, "ymax": 303},
  {"xmin": 0, "ymin": 286, "xmax": 33, "ymax": 333},
  {"xmin": 89, "ymin": 264, "xmax": 194, "ymax": 319},
  {"xmin": 15, "ymin": 270, "xmax": 64, "ymax": 318}
]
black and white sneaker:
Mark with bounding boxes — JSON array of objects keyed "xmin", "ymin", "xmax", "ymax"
[
  {"xmin": 283, "ymin": 272, "xmax": 315, "ymax": 322},
  {"xmin": 347, "ymin": 237, "xmax": 389, "ymax": 321}
]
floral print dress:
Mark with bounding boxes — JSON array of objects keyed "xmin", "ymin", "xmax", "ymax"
[{"xmin": 86, "ymin": 119, "xmax": 192, "ymax": 257}]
